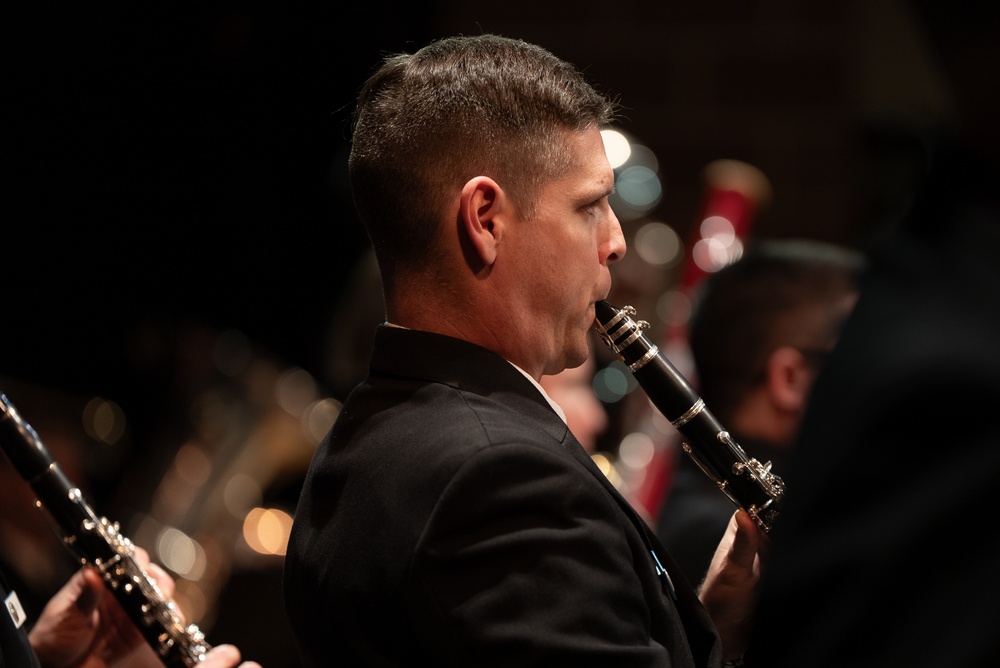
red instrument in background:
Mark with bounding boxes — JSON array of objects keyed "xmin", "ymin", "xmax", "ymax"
[{"xmin": 674, "ymin": 159, "xmax": 772, "ymax": 301}]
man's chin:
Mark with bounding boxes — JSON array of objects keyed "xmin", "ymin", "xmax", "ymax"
[{"xmin": 564, "ymin": 340, "xmax": 591, "ymax": 371}]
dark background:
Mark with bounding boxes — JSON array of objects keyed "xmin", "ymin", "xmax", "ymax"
[
  {"xmin": 3, "ymin": 1, "xmax": 981, "ymax": 665},
  {"xmin": 5, "ymin": 1, "xmax": 954, "ymax": 401},
  {"xmin": 6, "ymin": 4, "xmax": 430, "ymax": 399}
]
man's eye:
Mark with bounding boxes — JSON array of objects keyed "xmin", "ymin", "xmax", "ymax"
[{"xmin": 586, "ymin": 198, "xmax": 609, "ymax": 214}]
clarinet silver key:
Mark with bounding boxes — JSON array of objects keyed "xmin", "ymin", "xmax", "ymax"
[
  {"xmin": 593, "ymin": 301, "xmax": 785, "ymax": 532},
  {"xmin": 0, "ymin": 391, "xmax": 211, "ymax": 667}
]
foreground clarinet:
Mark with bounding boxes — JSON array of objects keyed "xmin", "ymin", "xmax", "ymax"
[
  {"xmin": 593, "ymin": 301, "xmax": 785, "ymax": 532},
  {"xmin": 0, "ymin": 392, "xmax": 211, "ymax": 666}
]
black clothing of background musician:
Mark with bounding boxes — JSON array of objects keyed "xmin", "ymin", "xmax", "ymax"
[
  {"xmin": 746, "ymin": 1, "xmax": 1000, "ymax": 663},
  {"xmin": 746, "ymin": 142, "xmax": 1000, "ymax": 666}
]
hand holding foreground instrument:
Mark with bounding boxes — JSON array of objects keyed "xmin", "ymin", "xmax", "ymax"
[{"xmin": 29, "ymin": 548, "xmax": 262, "ymax": 668}]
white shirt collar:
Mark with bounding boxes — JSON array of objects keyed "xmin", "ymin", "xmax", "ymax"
[{"xmin": 509, "ymin": 362, "xmax": 568, "ymax": 424}]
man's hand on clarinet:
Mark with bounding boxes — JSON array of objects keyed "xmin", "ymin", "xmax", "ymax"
[{"xmin": 698, "ymin": 509, "xmax": 769, "ymax": 663}]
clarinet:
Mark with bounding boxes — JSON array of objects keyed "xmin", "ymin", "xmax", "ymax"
[
  {"xmin": 0, "ymin": 391, "xmax": 211, "ymax": 666},
  {"xmin": 593, "ymin": 301, "xmax": 785, "ymax": 532}
]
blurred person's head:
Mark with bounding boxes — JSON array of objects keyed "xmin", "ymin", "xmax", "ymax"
[{"xmin": 687, "ymin": 239, "xmax": 866, "ymax": 448}]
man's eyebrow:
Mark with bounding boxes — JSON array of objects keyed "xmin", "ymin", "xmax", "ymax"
[
  {"xmin": 594, "ymin": 183, "xmax": 616, "ymax": 200},
  {"xmin": 583, "ymin": 180, "xmax": 615, "ymax": 199}
]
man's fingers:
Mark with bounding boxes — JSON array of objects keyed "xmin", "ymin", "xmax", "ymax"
[
  {"xmin": 728, "ymin": 510, "xmax": 762, "ymax": 568},
  {"xmin": 203, "ymin": 643, "xmax": 264, "ymax": 668},
  {"xmin": 145, "ymin": 561, "xmax": 176, "ymax": 599},
  {"xmin": 73, "ymin": 567, "xmax": 105, "ymax": 615}
]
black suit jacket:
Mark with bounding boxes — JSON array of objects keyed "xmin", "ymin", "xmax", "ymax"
[{"xmin": 284, "ymin": 325, "xmax": 721, "ymax": 667}]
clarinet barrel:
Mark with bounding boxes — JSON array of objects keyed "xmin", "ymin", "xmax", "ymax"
[
  {"xmin": 593, "ymin": 301, "xmax": 785, "ymax": 532},
  {"xmin": 0, "ymin": 391, "xmax": 211, "ymax": 667}
]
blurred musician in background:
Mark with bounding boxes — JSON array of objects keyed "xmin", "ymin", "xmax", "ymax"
[
  {"xmin": 655, "ymin": 239, "xmax": 865, "ymax": 587},
  {"xmin": 746, "ymin": 1, "xmax": 1000, "ymax": 665}
]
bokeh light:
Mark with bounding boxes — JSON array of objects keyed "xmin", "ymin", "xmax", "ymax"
[
  {"xmin": 82, "ymin": 397, "xmax": 127, "ymax": 445},
  {"xmin": 157, "ymin": 526, "xmax": 206, "ymax": 580},
  {"xmin": 223, "ymin": 472, "xmax": 263, "ymax": 519},
  {"xmin": 593, "ymin": 361, "xmax": 639, "ymax": 403},
  {"xmin": 601, "ymin": 129, "xmax": 631, "ymax": 168},
  {"xmin": 302, "ymin": 397, "xmax": 341, "ymax": 445},
  {"xmin": 242, "ymin": 506, "xmax": 293, "ymax": 556},
  {"xmin": 656, "ymin": 290, "xmax": 694, "ymax": 328},
  {"xmin": 276, "ymin": 367, "xmax": 318, "ymax": 418},
  {"xmin": 617, "ymin": 166, "xmax": 662, "ymax": 210},
  {"xmin": 603, "ymin": 128, "xmax": 664, "ymax": 221},
  {"xmin": 692, "ymin": 214, "xmax": 745, "ymax": 273},
  {"xmin": 618, "ymin": 431, "xmax": 655, "ymax": 470},
  {"xmin": 634, "ymin": 221, "xmax": 683, "ymax": 267}
]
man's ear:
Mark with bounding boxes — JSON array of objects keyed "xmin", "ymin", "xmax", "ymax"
[
  {"xmin": 765, "ymin": 346, "xmax": 814, "ymax": 413},
  {"xmin": 459, "ymin": 176, "xmax": 503, "ymax": 267}
]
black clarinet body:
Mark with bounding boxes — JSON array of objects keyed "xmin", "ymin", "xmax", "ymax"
[
  {"xmin": 593, "ymin": 301, "xmax": 785, "ymax": 532},
  {"xmin": 0, "ymin": 392, "xmax": 211, "ymax": 667}
]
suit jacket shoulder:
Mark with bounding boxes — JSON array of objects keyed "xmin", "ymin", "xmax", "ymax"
[{"xmin": 285, "ymin": 326, "xmax": 719, "ymax": 667}]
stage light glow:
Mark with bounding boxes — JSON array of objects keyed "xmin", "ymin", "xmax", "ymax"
[
  {"xmin": 276, "ymin": 367, "xmax": 318, "ymax": 418},
  {"xmin": 656, "ymin": 290, "xmax": 693, "ymax": 327},
  {"xmin": 223, "ymin": 472, "xmax": 262, "ymax": 518},
  {"xmin": 591, "ymin": 452, "xmax": 624, "ymax": 489},
  {"xmin": 593, "ymin": 361, "xmax": 639, "ymax": 403},
  {"xmin": 601, "ymin": 129, "xmax": 631, "ymax": 168},
  {"xmin": 302, "ymin": 397, "xmax": 341, "ymax": 445},
  {"xmin": 692, "ymin": 237, "xmax": 732, "ymax": 273},
  {"xmin": 634, "ymin": 222, "xmax": 682, "ymax": 267},
  {"xmin": 82, "ymin": 397, "xmax": 127, "ymax": 445},
  {"xmin": 700, "ymin": 215, "xmax": 736, "ymax": 246},
  {"xmin": 604, "ymin": 130, "xmax": 664, "ymax": 221},
  {"xmin": 173, "ymin": 581, "xmax": 207, "ymax": 626},
  {"xmin": 174, "ymin": 443, "xmax": 212, "ymax": 487},
  {"xmin": 626, "ymin": 143, "xmax": 659, "ymax": 172},
  {"xmin": 618, "ymin": 431, "xmax": 655, "ymax": 470},
  {"xmin": 617, "ymin": 165, "xmax": 662, "ymax": 210},
  {"xmin": 591, "ymin": 452, "xmax": 614, "ymax": 478},
  {"xmin": 157, "ymin": 526, "xmax": 205, "ymax": 580},
  {"xmin": 594, "ymin": 366, "xmax": 627, "ymax": 403},
  {"xmin": 242, "ymin": 507, "xmax": 293, "ymax": 556}
]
